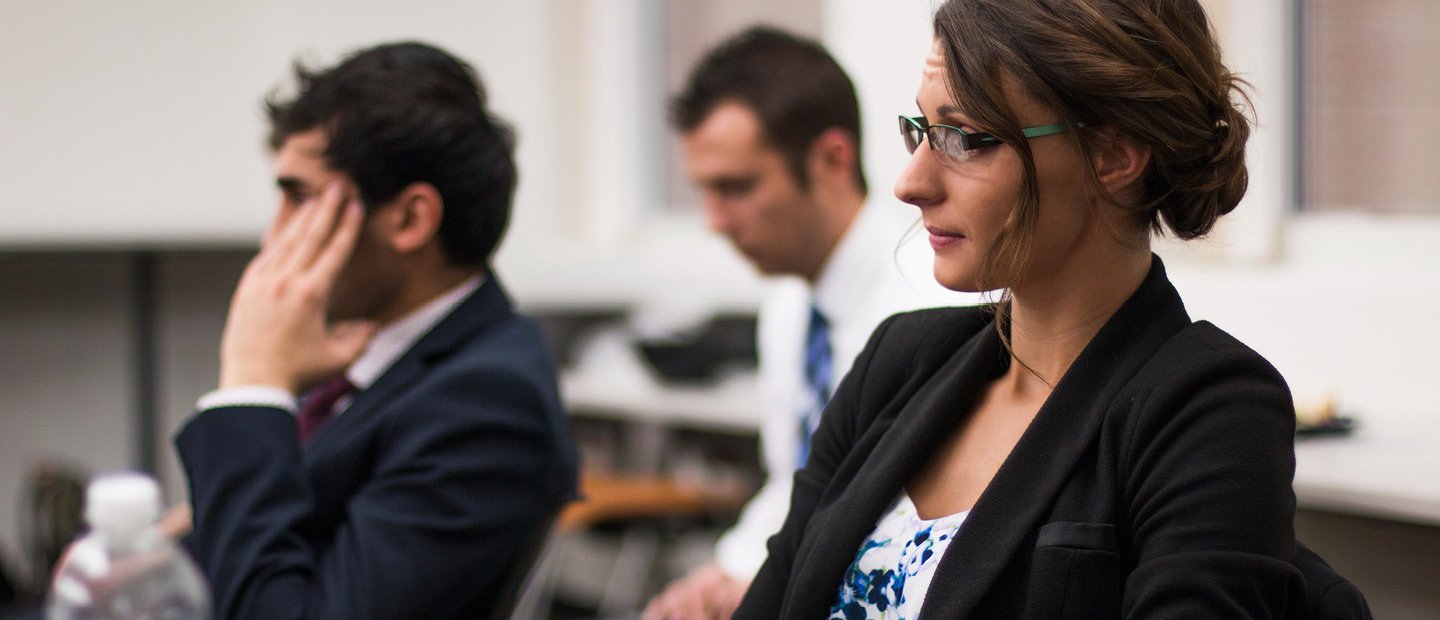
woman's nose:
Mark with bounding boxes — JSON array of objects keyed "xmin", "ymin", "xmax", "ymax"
[{"xmin": 894, "ymin": 145, "xmax": 942, "ymax": 209}]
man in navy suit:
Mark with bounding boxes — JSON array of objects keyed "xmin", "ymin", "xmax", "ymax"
[{"xmin": 174, "ymin": 42, "xmax": 578, "ymax": 620}]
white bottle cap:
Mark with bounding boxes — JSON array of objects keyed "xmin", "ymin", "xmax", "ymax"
[{"xmin": 85, "ymin": 472, "xmax": 161, "ymax": 544}]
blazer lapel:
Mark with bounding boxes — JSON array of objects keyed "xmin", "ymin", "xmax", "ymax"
[
  {"xmin": 785, "ymin": 313, "xmax": 1008, "ymax": 617},
  {"xmin": 306, "ymin": 276, "xmax": 515, "ymax": 451},
  {"xmin": 919, "ymin": 255, "xmax": 1192, "ymax": 618}
]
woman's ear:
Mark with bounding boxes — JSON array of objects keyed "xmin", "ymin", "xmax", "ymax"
[
  {"xmin": 377, "ymin": 182, "xmax": 444, "ymax": 254},
  {"xmin": 1091, "ymin": 130, "xmax": 1151, "ymax": 201}
]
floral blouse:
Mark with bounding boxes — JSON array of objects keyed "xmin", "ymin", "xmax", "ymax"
[{"xmin": 829, "ymin": 494, "xmax": 970, "ymax": 620}]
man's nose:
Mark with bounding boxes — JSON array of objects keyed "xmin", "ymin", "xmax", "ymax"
[{"xmin": 701, "ymin": 196, "xmax": 731, "ymax": 234}]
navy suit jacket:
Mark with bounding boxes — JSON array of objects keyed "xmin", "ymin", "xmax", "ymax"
[
  {"xmin": 177, "ymin": 276, "xmax": 578, "ymax": 620},
  {"xmin": 736, "ymin": 256, "xmax": 1367, "ymax": 619}
]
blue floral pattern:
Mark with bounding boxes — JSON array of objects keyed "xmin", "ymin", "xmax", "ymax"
[{"xmin": 829, "ymin": 494, "xmax": 969, "ymax": 620}]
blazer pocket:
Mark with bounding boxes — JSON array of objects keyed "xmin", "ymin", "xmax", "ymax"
[{"xmin": 1025, "ymin": 522, "xmax": 1123, "ymax": 620}]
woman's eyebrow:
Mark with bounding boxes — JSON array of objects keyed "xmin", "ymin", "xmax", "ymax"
[
  {"xmin": 936, "ymin": 104, "xmax": 974, "ymax": 125},
  {"xmin": 915, "ymin": 99, "xmax": 977, "ymax": 127}
]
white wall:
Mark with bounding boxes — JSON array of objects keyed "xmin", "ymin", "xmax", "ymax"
[
  {"xmin": 825, "ymin": 0, "xmax": 936, "ymax": 209},
  {"xmin": 0, "ymin": 0, "xmax": 573, "ymax": 250}
]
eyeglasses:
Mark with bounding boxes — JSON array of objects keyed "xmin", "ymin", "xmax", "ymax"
[{"xmin": 899, "ymin": 115, "xmax": 1084, "ymax": 165}]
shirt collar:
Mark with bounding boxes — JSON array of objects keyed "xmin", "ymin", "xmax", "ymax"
[
  {"xmin": 811, "ymin": 198, "xmax": 894, "ymax": 322},
  {"xmin": 346, "ymin": 274, "xmax": 484, "ymax": 390}
]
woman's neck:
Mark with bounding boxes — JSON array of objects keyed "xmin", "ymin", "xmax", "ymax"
[{"xmin": 999, "ymin": 243, "xmax": 1152, "ymax": 398}]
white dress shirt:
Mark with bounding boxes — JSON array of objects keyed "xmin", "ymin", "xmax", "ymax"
[
  {"xmin": 196, "ymin": 275, "xmax": 484, "ymax": 414},
  {"xmin": 713, "ymin": 198, "xmax": 984, "ymax": 580}
]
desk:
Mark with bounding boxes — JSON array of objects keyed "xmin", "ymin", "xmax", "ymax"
[
  {"xmin": 562, "ymin": 347, "xmax": 1440, "ymax": 615},
  {"xmin": 562, "ymin": 370, "xmax": 761, "ymax": 434},
  {"xmin": 565, "ymin": 323, "xmax": 1440, "ymax": 527},
  {"xmin": 1293, "ymin": 412, "xmax": 1440, "ymax": 527},
  {"xmin": 1291, "ymin": 412, "xmax": 1440, "ymax": 619},
  {"xmin": 555, "ymin": 345, "xmax": 762, "ymax": 616},
  {"xmin": 560, "ymin": 326, "xmax": 763, "ymax": 434}
]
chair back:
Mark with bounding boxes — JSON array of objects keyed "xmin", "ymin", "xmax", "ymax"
[
  {"xmin": 1293, "ymin": 541, "xmax": 1372, "ymax": 620},
  {"xmin": 495, "ymin": 516, "xmax": 558, "ymax": 620}
]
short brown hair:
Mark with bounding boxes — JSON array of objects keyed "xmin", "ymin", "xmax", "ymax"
[
  {"xmin": 672, "ymin": 26, "xmax": 867, "ymax": 194},
  {"xmin": 933, "ymin": 0, "xmax": 1251, "ymax": 290}
]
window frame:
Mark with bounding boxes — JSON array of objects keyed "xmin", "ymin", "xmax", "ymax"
[{"xmin": 1186, "ymin": 0, "xmax": 1440, "ymax": 268}]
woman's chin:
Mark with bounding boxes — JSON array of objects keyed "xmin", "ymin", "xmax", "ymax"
[{"xmin": 933, "ymin": 263, "xmax": 984, "ymax": 293}]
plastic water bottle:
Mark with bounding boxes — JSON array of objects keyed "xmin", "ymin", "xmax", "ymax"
[{"xmin": 46, "ymin": 472, "xmax": 211, "ymax": 620}]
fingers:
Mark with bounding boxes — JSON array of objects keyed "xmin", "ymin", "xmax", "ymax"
[
  {"xmin": 644, "ymin": 572, "xmax": 728, "ymax": 620},
  {"xmin": 255, "ymin": 183, "xmax": 332, "ymax": 271},
  {"xmin": 278, "ymin": 182, "xmax": 349, "ymax": 276},
  {"xmin": 645, "ymin": 594, "xmax": 705, "ymax": 620},
  {"xmin": 644, "ymin": 586, "xmax": 691, "ymax": 620},
  {"xmin": 716, "ymin": 580, "xmax": 748, "ymax": 620},
  {"xmin": 309, "ymin": 196, "xmax": 365, "ymax": 289},
  {"xmin": 673, "ymin": 585, "xmax": 709, "ymax": 620},
  {"xmin": 157, "ymin": 502, "xmax": 193, "ymax": 540}
]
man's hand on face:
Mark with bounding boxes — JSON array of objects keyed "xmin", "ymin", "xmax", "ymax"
[
  {"xmin": 642, "ymin": 561, "xmax": 750, "ymax": 620},
  {"xmin": 219, "ymin": 182, "xmax": 377, "ymax": 394}
]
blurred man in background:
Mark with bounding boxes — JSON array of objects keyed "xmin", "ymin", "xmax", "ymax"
[
  {"xmin": 644, "ymin": 26, "xmax": 977, "ymax": 620},
  {"xmin": 174, "ymin": 42, "xmax": 577, "ymax": 620}
]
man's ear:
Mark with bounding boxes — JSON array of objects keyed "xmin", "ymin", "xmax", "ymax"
[
  {"xmin": 375, "ymin": 182, "xmax": 444, "ymax": 254},
  {"xmin": 1091, "ymin": 129, "xmax": 1151, "ymax": 200},
  {"xmin": 807, "ymin": 128, "xmax": 859, "ymax": 185}
]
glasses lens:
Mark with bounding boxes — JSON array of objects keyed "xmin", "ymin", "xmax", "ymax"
[
  {"xmin": 899, "ymin": 117, "xmax": 922, "ymax": 154},
  {"xmin": 932, "ymin": 128, "xmax": 964, "ymax": 165}
]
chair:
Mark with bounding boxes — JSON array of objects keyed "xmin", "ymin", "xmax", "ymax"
[
  {"xmin": 495, "ymin": 516, "xmax": 557, "ymax": 620},
  {"xmin": 1293, "ymin": 541, "xmax": 1373, "ymax": 620},
  {"xmin": 505, "ymin": 471, "xmax": 750, "ymax": 618}
]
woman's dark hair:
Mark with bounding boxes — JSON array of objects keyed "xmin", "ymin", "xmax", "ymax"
[
  {"xmin": 933, "ymin": 0, "xmax": 1252, "ymax": 292},
  {"xmin": 672, "ymin": 26, "xmax": 867, "ymax": 194},
  {"xmin": 266, "ymin": 41, "xmax": 517, "ymax": 268}
]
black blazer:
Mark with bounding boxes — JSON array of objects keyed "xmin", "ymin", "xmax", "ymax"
[
  {"xmin": 176, "ymin": 277, "xmax": 579, "ymax": 620},
  {"xmin": 736, "ymin": 256, "xmax": 1345, "ymax": 619}
]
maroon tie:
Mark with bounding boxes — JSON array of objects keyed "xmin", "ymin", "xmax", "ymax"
[{"xmin": 296, "ymin": 376, "xmax": 357, "ymax": 444}]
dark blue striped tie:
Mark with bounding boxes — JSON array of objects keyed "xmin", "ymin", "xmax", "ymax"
[{"xmin": 797, "ymin": 304, "xmax": 833, "ymax": 468}]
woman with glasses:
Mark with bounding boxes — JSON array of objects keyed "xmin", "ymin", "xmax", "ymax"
[{"xmin": 727, "ymin": 1, "xmax": 1368, "ymax": 619}]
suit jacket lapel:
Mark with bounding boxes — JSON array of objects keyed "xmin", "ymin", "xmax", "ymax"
[
  {"xmin": 307, "ymin": 276, "xmax": 515, "ymax": 451},
  {"xmin": 919, "ymin": 255, "xmax": 1192, "ymax": 618}
]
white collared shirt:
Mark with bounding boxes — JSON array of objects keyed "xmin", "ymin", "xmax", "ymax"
[
  {"xmin": 713, "ymin": 198, "xmax": 985, "ymax": 580},
  {"xmin": 196, "ymin": 275, "xmax": 484, "ymax": 414}
]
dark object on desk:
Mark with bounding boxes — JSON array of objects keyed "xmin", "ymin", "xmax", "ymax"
[
  {"xmin": 634, "ymin": 314, "xmax": 758, "ymax": 384},
  {"xmin": 530, "ymin": 307, "xmax": 630, "ymax": 367},
  {"xmin": 1296, "ymin": 416, "xmax": 1357, "ymax": 438}
]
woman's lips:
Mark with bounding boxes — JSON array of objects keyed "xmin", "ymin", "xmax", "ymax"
[{"xmin": 926, "ymin": 225, "xmax": 966, "ymax": 250}]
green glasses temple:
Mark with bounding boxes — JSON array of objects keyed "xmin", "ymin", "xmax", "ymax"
[{"xmin": 900, "ymin": 115, "xmax": 1086, "ymax": 153}]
